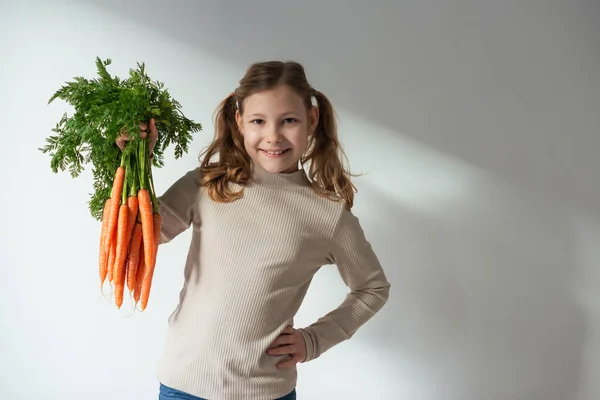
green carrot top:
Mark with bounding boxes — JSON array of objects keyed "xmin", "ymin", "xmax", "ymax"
[{"xmin": 39, "ymin": 57, "xmax": 202, "ymax": 220}]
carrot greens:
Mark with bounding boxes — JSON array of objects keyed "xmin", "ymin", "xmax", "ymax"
[{"xmin": 39, "ymin": 57, "xmax": 202, "ymax": 220}]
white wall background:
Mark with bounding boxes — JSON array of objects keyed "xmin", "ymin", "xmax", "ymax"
[{"xmin": 1, "ymin": 0, "xmax": 599, "ymax": 399}]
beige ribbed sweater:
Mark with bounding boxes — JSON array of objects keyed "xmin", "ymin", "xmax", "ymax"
[{"xmin": 154, "ymin": 164, "xmax": 390, "ymax": 400}]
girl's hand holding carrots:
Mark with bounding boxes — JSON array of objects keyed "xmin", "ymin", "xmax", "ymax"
[{"xmin": 116, "ymin": 118, "xmax": 159, "ymax": 154}]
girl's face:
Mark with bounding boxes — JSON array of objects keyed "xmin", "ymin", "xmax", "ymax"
[{"xmin": 236, "ymin": 84, "xmax": 319, "ymax": 174}]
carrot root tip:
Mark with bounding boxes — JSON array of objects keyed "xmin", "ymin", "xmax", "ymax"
[{"xmin": 100, "ymin": 281, "xmax": 115, "ymax": 301}]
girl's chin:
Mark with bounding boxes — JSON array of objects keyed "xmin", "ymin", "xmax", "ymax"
[
  {"xmin": 253, "ymin": 159, "xmax": 299, "ymax": 174},
  {"xmin": 262, "ymin": 165, "xmax": 296, "ymax": 174}
]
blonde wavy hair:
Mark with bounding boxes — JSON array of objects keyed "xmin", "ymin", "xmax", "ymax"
[{"xmin": 199, "ymin": 60, "xmax": 357, "ymax": 209}]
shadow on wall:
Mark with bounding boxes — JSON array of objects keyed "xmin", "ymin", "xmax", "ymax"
[
  {"xmin": 351, "ymin": 173, "xmax": 586, "ymax": 400},
  {"xmin": 85, "ymin": 0, "xmax": 600, "ymax": 218}
]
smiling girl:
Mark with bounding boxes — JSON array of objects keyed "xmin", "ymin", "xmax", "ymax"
[{"xmin": 121, "ymin": 60, "xmax": 390, "ymax": 400}]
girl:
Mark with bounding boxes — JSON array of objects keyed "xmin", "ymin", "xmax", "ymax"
[{"xmin": 120, "ymin": 61, "xmax": 391, "ymax": 400}]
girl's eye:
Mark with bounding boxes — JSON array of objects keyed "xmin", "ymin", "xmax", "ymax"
[{"xmin": 250, "ymin": 118, "xmax": 297, "ymax": 125}]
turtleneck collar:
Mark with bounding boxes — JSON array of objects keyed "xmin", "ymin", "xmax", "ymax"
[{"xmin": 250, "ymin": 163, "xmax": 309, "ymax": 187}]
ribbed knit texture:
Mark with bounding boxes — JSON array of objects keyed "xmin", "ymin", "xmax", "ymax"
[{"xmin": 154, "ymin": 164, "xmax": 391, "ymax": 400}]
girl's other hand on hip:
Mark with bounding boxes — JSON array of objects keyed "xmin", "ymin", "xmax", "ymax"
[{"xmin": 267, "ymin": 325, "xmax": 307, "ymax": 369}]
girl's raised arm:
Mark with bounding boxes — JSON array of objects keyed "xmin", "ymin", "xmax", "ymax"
[{"xmin": 157, "ymin": 168, "xmax": 202, "ymax": 245}]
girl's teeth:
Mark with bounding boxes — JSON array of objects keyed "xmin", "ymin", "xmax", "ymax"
[{"xmin": 266, "ymin": 150, "xmax": 284, "ymax": 155}]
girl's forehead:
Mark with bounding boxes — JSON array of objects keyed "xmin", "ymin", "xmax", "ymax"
[{"xmin": 244, "ymin": 86, "xmax": 305, "ymax": 111}]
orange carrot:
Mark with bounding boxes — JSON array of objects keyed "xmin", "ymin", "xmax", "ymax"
[
  {"xmin": 141, "ymin": 212, "xmax": 161, "ymax": 310},
  {"xmin": 112, "ymin": 203, "xmax": 130, "ymax": 287},
  {"xmin": 103, "ymin": 166, "xmax": 125, "ymax": 286},
  {"xmin": 126, "ymin": 222, "xmax": 143, "ymax": 293},
  {"xmin": 98, "ymin": 198, "xmax": 111, "ymax": 286},
  {"xmin": 114, "ymin": 252, "xmax": 128, "ymax": 309},
  {"xmin": 107, "ymin": 237, "xmax": 116, "ymax": 284},
  {"xmin": 125, "ymin": 195, "xmax": 139, "ymax": 240},
  {"xmin": 133, "ymin": 243, "xmax": 146, "ymax": 305},
  {"xmin": 103, "ymin": 166, "xmax": 125, "ymax": 253},
  {"xmin": 121, "ymin": 165, "xmax": 140, "ymax": 293},
  {"xmin": 137, "ymin": 188, "xmax": 154, "ymax": 270}
]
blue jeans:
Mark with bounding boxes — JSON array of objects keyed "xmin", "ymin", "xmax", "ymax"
[{"xmin": 158, "ymin": 383, "xmax": 297, "ymax": 400}]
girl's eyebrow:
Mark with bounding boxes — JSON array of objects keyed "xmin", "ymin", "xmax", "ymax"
[{"xmin": 246, "ymin": 111, "xmax": 299, "ymax": 118}]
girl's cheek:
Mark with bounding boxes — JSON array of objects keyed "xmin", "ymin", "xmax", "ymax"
[{"xmin": 245, "ymin": 125, "xmax": 262, "ymax": 136}]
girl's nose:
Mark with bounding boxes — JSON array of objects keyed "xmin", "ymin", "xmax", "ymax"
[{"xmin": 265, "ymin": 127, "xmax": 283, "ymax": 143}]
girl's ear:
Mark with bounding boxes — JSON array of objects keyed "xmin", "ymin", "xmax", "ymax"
[
  {"xmin": 308, "ymin": 105, "xmax": 319, "ymax": 136},
  {"xmin": 235, "ymin": 109, "xmax": 244, "ymax": 135}
]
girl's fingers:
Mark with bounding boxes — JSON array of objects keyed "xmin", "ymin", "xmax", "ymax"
[
  {"xmin": 267, "ymin": 326, "xmax": 297, "ymax": 348},
  {"xmin": 139, "ymin": 121, "xmax": 149, "ymax": 138},
  {"xmin": 115, "ymin": 120, "xmax": 154, "ymax": 156},
  {"xmin": 149, "ymin": 118, "xmax": 158, "ymax": 152},
  {"xmin": 277, "ymin": 360, "xmax": 295, "ymax": 369},
  {"xmin": 269, "ymin": 334, "xmax": 296, "ymax": 348},
  {"xmin": 149, "ymin": 118, "xmax": 158, "ymax": 137},
  {"xmin": 267, "ymin": 330, "xmax": 307, "ymax": 369},
  {"xmin": 116, "ymin": 139, "xmax": 126, "ymax": 150},
  {"xmin": 276, "ymin": 355, "xmax": 301, "ymax": 369},
  {"xmin": 115, "ymin": 121, "xmax": 153, "ymax": 151},
  {"xmin": 267, "ymin": 345, "xmax": 296, "ymax": 356}
]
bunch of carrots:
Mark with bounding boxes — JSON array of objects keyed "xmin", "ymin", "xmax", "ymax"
[
  {"xmin": 39, "ymin": 57, "xmax": 202, "ymax": 312},
  {"xmin": 100, "ymin": 135, "xmax": 160, "ymax": 311}
]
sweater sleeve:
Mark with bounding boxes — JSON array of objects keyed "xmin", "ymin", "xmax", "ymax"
[
  {"xmin": 297, "ymin": 208, "xmax": 391, "ymax": 362},
  {"xmin": 158, "ymin": 167, "xmax": 202, "ymax": 245}
]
